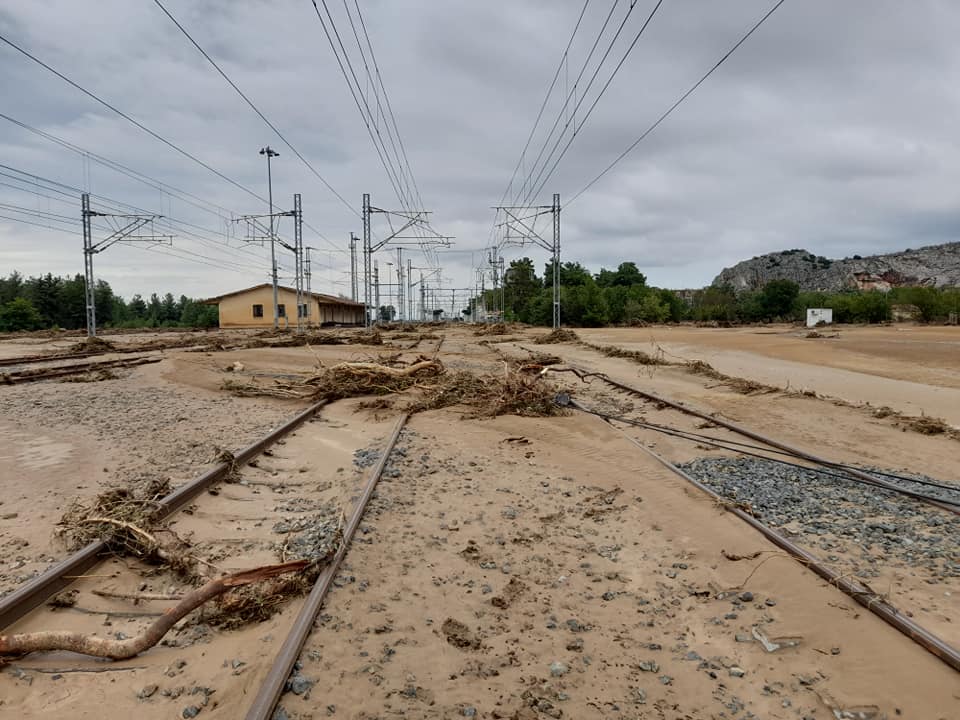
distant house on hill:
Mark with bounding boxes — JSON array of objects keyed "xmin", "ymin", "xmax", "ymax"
[{"xmin": 203, "ymin": 283, "xmax": 364, "ymax": 328}]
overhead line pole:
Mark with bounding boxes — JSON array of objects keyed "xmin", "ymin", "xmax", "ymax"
[{"xmin": 82, "ymin": 193, "xmax": 173, "ymax": 337}]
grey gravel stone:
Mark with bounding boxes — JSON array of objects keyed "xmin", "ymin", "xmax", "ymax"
[
  {"xmin": 549, "ymin": 661, "xmax": 569, "ymax": 677},
  {"xmin": 137, "ymin": 684, "xmax": 159, "ymax": 700},
  {"xmin": 287, "ymin": 674, "xmax": 313, "ymax": 695}
]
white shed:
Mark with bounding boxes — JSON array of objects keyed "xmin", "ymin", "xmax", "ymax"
[{"xmin": 806, "ymin": 308, "xmax": 833, "ymax": 327}]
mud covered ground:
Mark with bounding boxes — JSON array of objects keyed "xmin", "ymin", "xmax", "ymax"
[{"xmin": 0, "ymin": 323, "xmax": 957, "ymax": 719}]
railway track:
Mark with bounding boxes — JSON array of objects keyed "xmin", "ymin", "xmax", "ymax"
[
  {"xmin": 0, "ymin": 397, "xmax": 409, "ymax": 719},
  {"xmin": 547, "ymin": 367, "xmax": 960, "ymax": 672},
  {"xmin": 0, "ymin": 355, "xmax": 162, "ymax": 384}
]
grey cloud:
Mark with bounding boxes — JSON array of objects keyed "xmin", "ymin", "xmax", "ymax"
[{"xmin": 3, "ymin": 0, "xmax": 960, "ymax": 299}]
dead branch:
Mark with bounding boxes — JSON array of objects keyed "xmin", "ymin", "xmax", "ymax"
[
  {"xmin": 0, "ymin": 560, "xmax": 309, "ymax": 660},
  {"xmin": 91, "ymin": 589, "xmax": 184, "ymax": 602}
]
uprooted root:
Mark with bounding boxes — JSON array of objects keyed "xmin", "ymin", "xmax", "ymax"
[
  {"xmin": 224, "ymin": 356, "xmax": 444, "ymax": 401},
  {"xmin": 0, "ymin": 560, "xmax": 314, "ymax": 660},
  {"xmin": 405, "ymin": 367, "xmax": 566, "ymax": 418},
  {"xmin": 224, "ymin": 355, "xmax": 567, "ymax": 418},
  {"xmin": 534, "ymin": 328, "xmax": 580, "ymax": 344},
  {"xmin": 57, "ymin": 480, "xmax": 197, "ymax": 576}
]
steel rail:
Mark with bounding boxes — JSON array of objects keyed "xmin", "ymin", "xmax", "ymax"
[
  {"xmin": 245, "ymin": 413, "xmax": 409, "ymax": 720},
  {"xmin": 578, "ymin": 370, "xmax": 960, "ymax": 517},
  {"xmin": 569, "ymin": 399, "xmax": 960, "ymax": 673},
  {"xmin": 0, "ymin": 350, "xmax": 106, "ymax": 367},
  {"xmin": 574, "ymin": 402, "xmax": 960, "ymax": 507},
  {"xmin": 0, "ymin": 356, "xmax": 162, "ymax": 383},
  {"xmin": 0, "ymin": 399, "xmax": 330, "ymax": 630}
]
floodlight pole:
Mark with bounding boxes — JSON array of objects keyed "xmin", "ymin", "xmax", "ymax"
[
  {"xmin": 349, "ymin": 232, "xmax": 359, "ymax": 301},
  {"xmin": 260, "ymin": 146, "xmax": 280, "ymax": 329}
]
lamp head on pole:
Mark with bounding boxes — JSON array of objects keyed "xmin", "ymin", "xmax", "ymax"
[{"xmin": 259, "ymin": 146, "xmax": 279, "ymax": 158}]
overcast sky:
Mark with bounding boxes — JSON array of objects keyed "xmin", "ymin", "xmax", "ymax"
[{"xmin": 2, "ymin": 0, "xmax": 959, "ymax": 303}]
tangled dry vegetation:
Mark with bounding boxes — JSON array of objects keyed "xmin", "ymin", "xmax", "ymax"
[
  {"xmin": 534, "ymin": 328, "xmax": 580, "ymax": 344},
  {"xmin": 223, "ymin": 353, "xmax": 567, "ymax": 419},
  {"xmin": 685, "ymin": 359, "xmax": 778, "ymax": 395},
  {"xmin": 584, "ymin": 342, "xmax": 668, "ymax": 366},
  {"xmin": 23, "ymin": 477, "xmax": 347, "ymax": 660},
  {"xmin": 58, "ymin": 479, "xmax": 196, "ymax": 576},
  {"xmin": 474, "ymin": 322, "xmax": 509, "ymax": 336}
]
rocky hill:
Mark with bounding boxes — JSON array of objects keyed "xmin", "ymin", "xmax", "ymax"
[{"xmin": 712, "ymin": 242, "xmax": 960, "ymax": 292}]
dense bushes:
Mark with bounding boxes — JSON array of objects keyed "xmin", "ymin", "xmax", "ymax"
[
  {"xmin": 471, "ymin": 259, "xmax": 958, "ymax": 326},
  {"xmin": 0, "ymin": 271, "xmax": 218, "ymax": 331}
]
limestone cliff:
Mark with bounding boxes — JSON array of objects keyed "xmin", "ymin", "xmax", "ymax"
[{"xmin": 712, "ymin": 242, "xmax": 960, "ymax": 292}]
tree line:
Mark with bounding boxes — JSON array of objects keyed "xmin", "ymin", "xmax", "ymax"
[
  {"xmin": 0, "ymin": 271, "xmax": 218, "ymax": 332},
  {"xmin": 472, "ymin": 258, "xmax": 960, "ymax": 326}
]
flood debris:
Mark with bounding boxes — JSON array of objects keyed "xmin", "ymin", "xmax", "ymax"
[
  {"xmin": 533, "ymin": 328, "xmax": 580, "ymax": 344},
  {"xmin": 751, "ymin": 625, "xmax": 802, "ymax": 653},
  {"xmin": 222, "ymin": 355, "xmax": 567, "ymax": 419},
  {"xmin": 0, "ymin": 561, "xmax": 313, "ymax": 660}
]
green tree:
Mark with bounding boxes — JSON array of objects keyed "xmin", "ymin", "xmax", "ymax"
[
  {"xmin": 0, "ymin": 272, "xmax": 24, "ymax": 305},
  {"xmin": 759, "ymin": 279, "xmax": 799, "ymax": 320},
  {"xmin": 0, "ymin": 297, "xmax": 44, "ymax": 331},
  {"xmin": 128, "ymin": 294, "xmax": 148, "ymax": 319},
  {"xmin": 503, "ymin": 258, "xmax": 541, "ymax": 321}
]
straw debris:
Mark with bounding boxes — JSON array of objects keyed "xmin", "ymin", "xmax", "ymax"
[
  {"xmin": 534, "ymin": 328, "xmax": 580, "ymax": 344},
  {"xmin": 474, "ymin": 322, "xmax": 508, "ymax": 336}
]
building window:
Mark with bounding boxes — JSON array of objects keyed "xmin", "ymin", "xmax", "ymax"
[
  {"xmin": 252, "ymin": 304, "xmax": 264, "ymax": 318},
  {"xmin": 277, "ymin": 304, "xmax": 286, "ymax": 317},
  {"xmin": 298, "ymin": 303, "xmax": 310, "ymax": 318}
]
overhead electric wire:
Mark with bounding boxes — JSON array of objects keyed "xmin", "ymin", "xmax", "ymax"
[
  {"xmin": 340, "ymin": 0, "xmax": 415, "ymax": 210},
  {"xmin": 150, "ymin": 0, "xmax": 358, "ymax": 226},
  {"xmin": 352, "ymin": 0, "xmax": 426, "ymax": 218},
  {"xmin": 496, "ymin": 0, "xmax": 592, "ymax": 215},
  {"xmin": 524, "ymin": 0, "xmax": 666, "ymax": 204},
  {"xmin": 346, "ymin": 0, "xmax": 439, "ymax": 271},
  {"xmin": 309, "ymin": 0, "xmax": 411, "ymax": 211},
  {"xmin": 0, "ymin": 33, "xmax": 267, "ymax": 205},
  {"xmin": 0, "ymin": 213, "xmax": 76, "ymax": 235},
  {"xmin": 510, "ymin": 0, "xmax": 624, "ymax": 206},
  {"xmin": 0, "ymin": 112, "xmax": 235, "ymax": 220},
  {"xmin": 0, "ymin": 164, "xmax": 279, "ymax": 271},
  {"xmin": 568, "ymin": 0, "xmax": 788, "ymax": 204},
  {"xmin": 0, "ymin": 163, "xmax": 273, "ymax": 262}
]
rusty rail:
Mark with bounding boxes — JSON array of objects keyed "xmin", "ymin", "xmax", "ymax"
[
  {"xmin": 0, "ymin": 356, "xmax": 161, "ymax": 384},
  {"xmin": 0, "ymin": 399, "xmax": 329, "ymax": 630},
  {"xmin": 0, "ymin": 350, "xmax": 106, "ymax": 367},
  {"xmin": 583, "ymin": 372, "xmax": 960, "ymax": 516},
  {"xmin": 245, "ymin": 413, "xmax": 409, "ymax": 720},
  {"xmin": 569, "ymin": 397, "xmax": 960, "ymax": 672}
]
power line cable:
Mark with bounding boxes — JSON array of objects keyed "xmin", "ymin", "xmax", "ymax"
[
  {"xmin": 525, "ymin": 0, "xmax": 665, "ymax": 203},
  {"xmin": 308, "ymin": 0, "xmax": 411, "ymax": 210},
  {"xmin": 568, "ymin": 0, "xmax": 788, "ymax": 204},
  {"xmin": 0, "ymin": 32, "xmax": 266, "ymax": 205},
  {"xmin": 352, "ymin": 0, "xmax": 425, "ymax": 215},
  {"xmin": 496, "ymin": 0, "xmax": 592, "ymax": 213},
  {"xmin": 0, "ymin": 111, "xmax": 235, "ymax": 220},
  {"xmin": 150, "ymin": 0, "xmax": 359, "ymax": 224},
  {"xmin": 510, "ymin": 0, "xmax": 624, "ymax": 206}
]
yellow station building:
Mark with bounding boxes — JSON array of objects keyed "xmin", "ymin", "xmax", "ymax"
[{"xmin": 204, "ymin": 283, "xmax": 365, "ymax": 328}]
